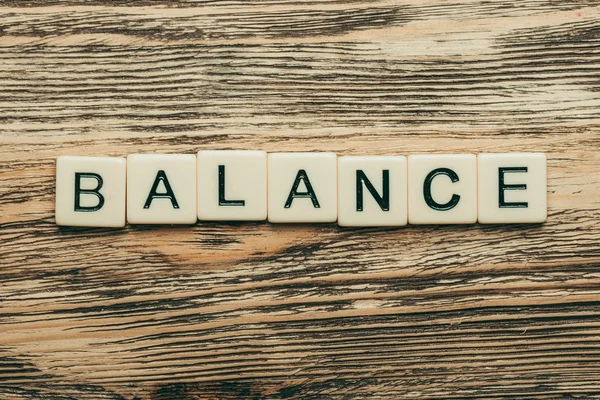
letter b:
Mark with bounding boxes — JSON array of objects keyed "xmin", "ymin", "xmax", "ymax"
[
  {"xmin": 74, "ymin": 172, "xmax": 105, "ymax": 212},
  {"xmin": 55, "ymin": 156, "xmax": 126, "ymax": 227}
]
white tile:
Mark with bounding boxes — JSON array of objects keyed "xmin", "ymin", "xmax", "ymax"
[
  {"xmin": 55, "ymin": 156, "xmax": 126, "ymax": 227},
  {"xmin": 478, "ymin": 153, "xmax": 547, "ymax": 224},
  {"xmin": 337, "ymin": 156, "xmax": 407, "ymax": 227},
  {"xmin": 408, "ymin": 154, "xmax": 477, "ymax": 225},
  {"xmin": 197, "ymin": 150, "xmax": 267, "ymax": 221},
  {"xmin": 127, "ymin": 154, "xmax": 197, "ymax": 224},
  {"xmin": 268, "ymin": 152, "xmax": 337, "ymax": 223}
]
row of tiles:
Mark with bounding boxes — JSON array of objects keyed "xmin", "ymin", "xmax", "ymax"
[{"xmin": 55, "ymin": 151, "xmax": 547, "ymax": 227}]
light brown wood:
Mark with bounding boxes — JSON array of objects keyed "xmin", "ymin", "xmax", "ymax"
[{"xmin": 1, "ymin": 1, "xmax": 599, "ymax": 399}]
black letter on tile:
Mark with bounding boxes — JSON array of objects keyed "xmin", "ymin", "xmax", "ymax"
[
  {"xmin": 285, "ymin": 169, "xmax": 320, "ymax": 208},
  {"xmin": 144, "ymin": 170, "xmax": 179, "ymax": 209},
  {"xmin": 74, "ymin": 173, "xmax": 105, "ymax": 212},
  {"xmin": 218, "ymin": 165, "xmax": 245, "ymax": 206},
  {"xmin": 499, "ymin": 167, "xmax": 528, "ymax": 208},
  {"xmin": 423, "ymin": 168, "xmax": 460, "ymax": 211},
  {"xmin": 356, "ymin": 170, "xmax": 389, "ymax": 212}
]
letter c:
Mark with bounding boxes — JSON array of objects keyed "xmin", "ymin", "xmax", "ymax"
[{"xmin": 423, "ymin": 168, "xmax": 460, "ymax": 211}]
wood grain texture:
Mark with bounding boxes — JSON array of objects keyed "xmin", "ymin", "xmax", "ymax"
[{"xmin": 1, "ymin": 0, "xmax": 600, "ymax": 398}]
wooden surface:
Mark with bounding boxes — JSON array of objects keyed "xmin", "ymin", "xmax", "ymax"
[{"xmin": 1, "ymin": 1, "xmax": 600, "ymax": 399}]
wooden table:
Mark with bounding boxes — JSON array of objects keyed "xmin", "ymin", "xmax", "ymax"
[{"xmin": 1, "ymin": 1, "xmax": 599, "ymax": 399}]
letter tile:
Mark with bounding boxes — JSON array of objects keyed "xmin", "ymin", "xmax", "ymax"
[
  {"xmin": 55, "ymin": 156, "xmax": 126, "ymax": 227},
  {"xmin": 478, "ymin": 153, "xmax": 547, "ymax": 224},
  {"xmin": 268, "ymin": 152, "xmax": 337, "ymax": 223},
  {"xmin": 337, "ymin": 156, "xmax": 407, "ymax": 227},
  {"xmin": 197, "ymin": 150, "xmax": 267, "ymax": 221},
  {"xmin": 408, "ymin": 154, "xmax": 477, "ymax": 224},
  {"xmin": 127, "ymin": 154, "xmax": 197, "ymax": 224}
]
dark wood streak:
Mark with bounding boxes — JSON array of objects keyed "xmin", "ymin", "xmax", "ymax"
[{"xmin": 1, "ymin": 0, "xmax": 600, "ymax": 399}]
